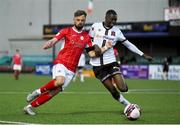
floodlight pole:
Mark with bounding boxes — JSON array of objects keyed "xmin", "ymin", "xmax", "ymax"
[{"xmin": 49, "ymin": 0, "xmax": 55, "ymax": 61}]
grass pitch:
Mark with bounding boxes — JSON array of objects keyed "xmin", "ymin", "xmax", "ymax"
[{"xmin": 0, "ymin": 73, "xmax": 180, "ymax": 124}]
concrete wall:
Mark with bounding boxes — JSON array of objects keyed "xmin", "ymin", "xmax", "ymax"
[
  {"xmin": 0, "ymin": 0, "xmax": 49, "ymax": 56},
  {"xmin": 0, "ymin": 0, "xmax": 169, "ymax": 56},
  {"xmin": 52, "ymin": 0, "xmax": 169, "ymax": 24}
]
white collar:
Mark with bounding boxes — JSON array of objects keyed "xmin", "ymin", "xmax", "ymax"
[{"xmin": 72, "ymin": 26, "xmax": 83, "ymax": 33}]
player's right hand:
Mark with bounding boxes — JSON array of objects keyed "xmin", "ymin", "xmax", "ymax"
[{"xmin": 43, "ymin": 41, "xmax": 53, "ymax": 49}]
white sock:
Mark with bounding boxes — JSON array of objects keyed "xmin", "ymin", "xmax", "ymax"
[
  {"xmin": 80, "ymin": 74, "xmax": 84, "ymax": 82},
  {"xmin": 27, "ymin": 104, "xmax": 32, "ymax": 108},
  {"xmin": 36, "ymin": 89, "xmax": 41, "ymax": 94},
  {"xmin": 73, "ymin": 77, "xmax": 76, "ymax": 82},
  {"xmin": 163, "ymin": 73, "xmax": 167, "ymax": 80},
  {"xmin": 118, "ymin": 94, "xmax": 130, "ymax": 106}
]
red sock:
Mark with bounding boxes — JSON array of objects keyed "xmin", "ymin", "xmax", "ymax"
[
  {"xmin": 14, "ymin": 71, "xmax": 18, "ymax": 80},
  {"xmin": 16, "ymin": 71, "xmax": 20, "ymax": 79},
  {"xmin": 40, "ymin": 79, "xmax": 57, "ymax": 93},
  {"xmin": 31, "ymin": 88, "xmax": 61, "ymax": 107}
]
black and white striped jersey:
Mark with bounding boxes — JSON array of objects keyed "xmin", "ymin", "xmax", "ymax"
[{"xmin": 89, "ymin": 22, "xmax": 126, "ymax": 66}]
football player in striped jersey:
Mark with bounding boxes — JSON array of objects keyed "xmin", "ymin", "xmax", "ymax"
[{"xmin": 89, "ymin": 9, "xmax": 153, "ymax": 108}]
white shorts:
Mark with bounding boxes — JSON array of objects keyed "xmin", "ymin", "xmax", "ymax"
[
  {"xmin": 13, "ymin": 64, "xmax": 22, "ymax": 71},
  {"xmin": 52, "ymin": 64, "xmax": 74, "ymax": 90}
]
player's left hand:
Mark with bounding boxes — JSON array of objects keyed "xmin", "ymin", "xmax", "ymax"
[
  {"xmin": 93, "ymin": 44, "xmax": 101, "ymax": 57},
  {"xmin": 143, "ymin": 53, "xmax": 153, "ymax": 62}
]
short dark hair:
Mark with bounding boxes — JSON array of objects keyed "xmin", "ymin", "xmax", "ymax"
[
  {"xmin": 74, "ymin": 10, "xmax": 87, "ymax": 17},
  {"xmin": 106, "ymin": 9, "xmax": 117, "ymax": 16}
]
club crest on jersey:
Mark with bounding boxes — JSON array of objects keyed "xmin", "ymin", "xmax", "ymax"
[
  {"xmin": 80, "ymin": 36, "xmax": 84, "ymax": 40},
  {"xmin": 98, "ymin": 29, "xmax": 101, "ymax": 32},
  {"xmin": 111, "ymin": 31, "xmax": 115, "ymax": 36}
]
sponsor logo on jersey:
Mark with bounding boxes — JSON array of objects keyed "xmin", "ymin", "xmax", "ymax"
[
  {"xmin": 95, "ymin": 34, "xmax": 103, "ymax": 38},
  {"xmin": 103, "ymin": 35, "xmax": 114, "ymax": 40}
]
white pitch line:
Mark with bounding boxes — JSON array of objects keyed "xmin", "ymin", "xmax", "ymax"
[
  {"xmin": 0, "ymin": 89, "xmax": 179, "ymax": 95},
  {"xmin": 0, "ymin": 120, "xmax": 34, "ymax": 124}
]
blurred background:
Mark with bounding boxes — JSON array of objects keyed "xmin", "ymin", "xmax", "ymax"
[{"xmin": 0, "ymin": 0, "xmax": 180, "ymax": 80}]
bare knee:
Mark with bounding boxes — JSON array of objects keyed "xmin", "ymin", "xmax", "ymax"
[{"xmin": 55, "ymin": 76, "xmax": 65, "ymax": 87}]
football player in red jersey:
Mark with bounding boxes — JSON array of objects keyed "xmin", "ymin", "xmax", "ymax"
[
  {"xmin": 23, "ymin": 10, "xmax": 112, "ymax": 115},
  {"xmin": 12, "ymin": 49, "xmax": 22, "ymax": 80}
]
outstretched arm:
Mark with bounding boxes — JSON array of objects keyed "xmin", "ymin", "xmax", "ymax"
[
  {"xmin": 43, "ymin": 38, "xmax": 58, "ymax": 49},
  {"xmin": 122, "ymin": 40, "xmax": 153, "ymax": 62}
]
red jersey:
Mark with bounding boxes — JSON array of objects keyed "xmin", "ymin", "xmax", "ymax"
[
  {"xmin": 113, "ymin": 48, "xmax": 118, "ymax": 57},
  {"xmin": 54, "ymin": 27, "xmax": 93, "ymax": 73},
  {"xmin": 13, "ymin": 53, "xmax": 22, "ymax": 65}
]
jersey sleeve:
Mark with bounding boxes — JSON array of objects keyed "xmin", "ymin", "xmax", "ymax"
[
  {"xmin": 86, "ymin": 35, "xmax": 93, "ymax": 48},
  {"xmin": 54, "ymin": 28, "xmax": 67, "ymax": 41},
  {"xmin": 115, "ymin": 29, "xmax": 127, "ymax": 43}
]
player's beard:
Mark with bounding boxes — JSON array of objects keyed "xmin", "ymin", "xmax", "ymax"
[{"xmin": 75, "ymin": 24, "xmax": 83, "ymax": 31}]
